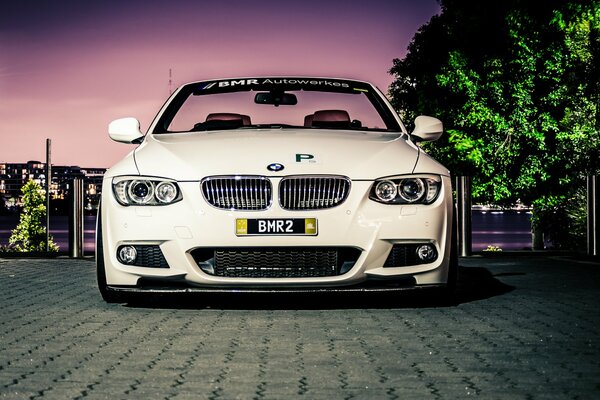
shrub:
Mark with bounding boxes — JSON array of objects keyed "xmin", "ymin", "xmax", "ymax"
[
  {"xmin": 531, "ymin": 190, "xmax": 586, "ymax": 251},
  {"xmin": 8, "ymin": 180, "xmax": 59, "ymax": 252}
]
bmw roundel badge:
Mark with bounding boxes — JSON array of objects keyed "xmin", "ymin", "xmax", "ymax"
[{"xmin": 267, "ymin": 163, "xmax": 284, "ymax": 172}]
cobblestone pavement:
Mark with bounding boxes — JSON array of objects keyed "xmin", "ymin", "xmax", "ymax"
[{"xmin": 0, "ymin": 255, "xmax": 599, "ymax": 399}]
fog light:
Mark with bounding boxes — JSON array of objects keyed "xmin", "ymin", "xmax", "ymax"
[
  {"xmin": 416, "ymin": 244, "xmax": 436, "ymax": 262},
  {"xmin": 118, "ymin": 245, "xmax": 137, "ymax": 264}
]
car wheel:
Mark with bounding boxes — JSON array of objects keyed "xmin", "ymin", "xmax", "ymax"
[
  {"xmin": 96, "ymin": 207, "xmax": 122, "ymax": 303},
  {"xmin": 438, "ymin": 208, "xmax": 459, "ymax": 304},
  {"xmin": 447, "ymin": 209, "xmax": 459, "ymax": 292}
]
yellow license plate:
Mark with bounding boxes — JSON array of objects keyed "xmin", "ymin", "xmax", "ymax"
[{"xmin": 236, "ymin": 218, "xmax": 317, "ymax": 236}]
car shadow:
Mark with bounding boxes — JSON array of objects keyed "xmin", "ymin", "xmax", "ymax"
[
  {"xmin": 454, "ymin": 265, "xmax": 515, "ymax": 304},
  {"xmin": 123, "ymin": 265, "xmax": 514, "ymax": 310}
]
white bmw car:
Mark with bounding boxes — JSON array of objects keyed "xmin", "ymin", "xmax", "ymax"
[{"xmin": 97, "ymin": 77, "xmax": 457, "ymax": 302}]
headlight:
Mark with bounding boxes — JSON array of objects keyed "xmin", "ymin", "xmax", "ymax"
[
  {"xmin": 398, "ymin": 178, "xmax": 425, "ymax": 202},
  {"xmin": 374, "ymin": 180, "xmax": 397, "ymax": 202},
  {"xmin": 113, "ymin": 177, "xmax": 182, "ymax": 206},
  {"xmin": 128, "ymin": 180, "xmax": 154, "ymax": 204},
  {"xmin": 369, "ymin": 175, "xmax": 441, "ymax": 204},
  {"xmin": 155, "ymin": 181, "xmax": 179, "ymax": 203}
]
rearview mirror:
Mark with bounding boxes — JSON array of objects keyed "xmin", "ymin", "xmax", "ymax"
[
  {"xmin": 411, "ymin": 116, "xmax": 443, "ymax": 142},
  {"xmin": 108, "ymin": 117, "xmax": 144, "ymax": 144},
  {"xmin": 254, "ymin": 92, "xmax": 298, "ymax": 106}
]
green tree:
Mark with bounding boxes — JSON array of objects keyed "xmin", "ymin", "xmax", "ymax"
[
  {"xmin": 389, "ymin": 0, "xmax": 599, "ymax": 248},
  {"xmin": 9, "ymin": 180, "xmax": 58, "ymax": 252}
]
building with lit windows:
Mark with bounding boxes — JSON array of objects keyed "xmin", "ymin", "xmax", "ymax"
[{"xmin": 0, "ymin": 161, "xmax": 105, "ymax": 210}]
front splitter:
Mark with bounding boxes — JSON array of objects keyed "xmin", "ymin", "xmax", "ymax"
[{"xmin": 107, "ymin": 282, "xmax": 446, "ymax": 294}]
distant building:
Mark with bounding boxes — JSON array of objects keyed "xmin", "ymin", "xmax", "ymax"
[{"xmin": 0, "ymin": 161, "xmax": 106, "ymax": 209}]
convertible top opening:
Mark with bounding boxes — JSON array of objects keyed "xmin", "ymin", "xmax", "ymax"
[{"xmin": 154, "ymin": 76, "xmax": 401, "ymax": 133}]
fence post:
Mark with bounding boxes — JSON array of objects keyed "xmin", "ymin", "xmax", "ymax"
[
  {"xmin": 588, "ymin": 175, "xmax": 599, "ymax": 257},
  {"xmin": 69, "ymin": 178, "xmax": 84, "ymax": 258},
  {"xmin": 455, "ymin": 176, "xmax": 472, "ymax": 256},
  {"xmin": 46, "ymin": 138, "xmax": 52, "ymax": 252}
]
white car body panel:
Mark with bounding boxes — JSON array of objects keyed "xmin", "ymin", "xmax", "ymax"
[
  {"xmin": 97, "ymin": 76, "xmax": 454, "ymax": 299},
  {"xmin": 133, "ymin": 130, "xmax": 419, "ymax": 180}
]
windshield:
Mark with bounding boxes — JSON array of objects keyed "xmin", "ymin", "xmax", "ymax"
[{"xmin": 152, "ymin": 78, "xmax": 402, "ymax": 133}]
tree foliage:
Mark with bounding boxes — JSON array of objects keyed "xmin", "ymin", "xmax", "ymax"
[
  {"xmin": 389, "ymin": 0, "xmax": 599, "ymax": 208},
  {"xmin": 8, "ymin": 180, "xmax": 58, "ymax": 252}
]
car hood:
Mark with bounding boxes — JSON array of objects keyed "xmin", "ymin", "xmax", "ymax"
[{"xmin": 132, "ymin": 129, "xmax": 419, "ymax": 180}]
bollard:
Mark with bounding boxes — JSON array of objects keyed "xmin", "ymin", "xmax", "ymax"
[
  {"xmin": 455, "ymin": 176, "xmax": 472, "ymax": 256},
  {"xmin": 69, "ymin": 178, "xmax": 84, "ymax": 258},
  {"xmin": 588, "ymin": 176, "xmax": 599, "ymax": 257},
  {"xmin": 46, "ymin": 138, "xmax": 52, "ymax": 252}
]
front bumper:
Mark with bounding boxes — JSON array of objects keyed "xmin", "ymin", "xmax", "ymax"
[{"xmin": 100, "ymin": 176, "xmax": 453, "ymax": 289}]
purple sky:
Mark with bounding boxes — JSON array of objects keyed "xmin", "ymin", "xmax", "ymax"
[{"xmin": 0, "ymin": 0, "xmax": 440, "ymax": 168}]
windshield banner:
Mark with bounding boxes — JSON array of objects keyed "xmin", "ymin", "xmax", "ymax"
[{"xmin": 194, "ymin": 77, "xmax": 370, "ymax": 95}]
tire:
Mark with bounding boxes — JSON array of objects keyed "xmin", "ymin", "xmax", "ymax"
[
  {"xmin": 96, "ymin": 207, "xmax": 122, "ymax": 303},
  {"xmin": 438, "ymin": 207, "xmax": 459, "ymax": 304},
  {"xmin": 447, "ymin": 209, "xmax": 459, "ymax": 292}
]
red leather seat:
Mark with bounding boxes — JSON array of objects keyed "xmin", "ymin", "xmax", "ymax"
[
  {"xmin": 311, "ymin": 110, "xmax": 351, "ymax": 128},
  {"xmin": 206, "ymin": 113, "xmax": 251, "ymax": 126},
  {"xmin": 304, "ymin": 114, "xmax": 314, "ymax": 127}
]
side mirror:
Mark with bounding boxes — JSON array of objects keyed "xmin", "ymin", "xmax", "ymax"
[
  {"xmin": 411, "ymin": 116, "xmax": 443, "ymax": 142},
  {"xmin": 108, "ymin": 117, "xmax": 144, "ymax": 143}
]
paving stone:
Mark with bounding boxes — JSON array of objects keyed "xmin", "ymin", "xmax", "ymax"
[{"xmin": 0, "ymin": 256, "xmax": 599, "ymax": 399}]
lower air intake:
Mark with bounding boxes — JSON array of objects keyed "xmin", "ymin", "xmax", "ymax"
[
  {"xmin": 383, "ymin": 244, "xmax": 437, "ymax": 267},
  {"xmin": 191, "ymin": 247, "xmax": 361, "ymax": 278},
  {"xmin": 120, "ymin": 245, "xmax": 169, "ymax": 268}
]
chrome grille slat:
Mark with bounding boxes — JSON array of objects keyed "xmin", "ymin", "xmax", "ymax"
[
  {"xmin": 316, "ymin": 177, "xmax": 321, "ymax": 208},
  {"xmin": 302, "ymin": 177, "xmax": 307, "ymax": 208},
  {"xmin": 260, "ymin": 178, "xmax": 265, "ymax": 209},
  {"xmin": 291, "ymin": 179, "xmax": 296, "ymax": 209},
  {"xmin": 279, "ymin": 175, "xmax": 350, "ymax": 211},
  {"xmin": 202, "ymin": 176, "xmax": 272, "ymax": 210}
]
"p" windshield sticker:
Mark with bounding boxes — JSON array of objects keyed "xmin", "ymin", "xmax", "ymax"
[{"xmin": 295, "ymin": 153, "xmax": 319, "ymax": 164}]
